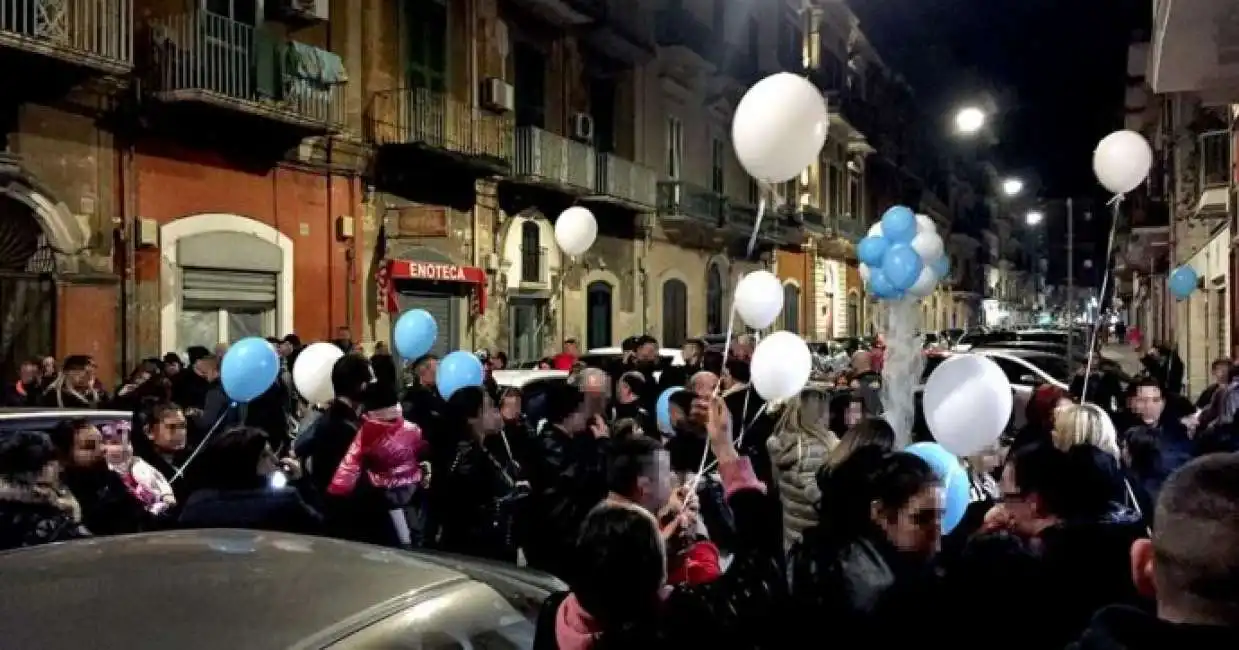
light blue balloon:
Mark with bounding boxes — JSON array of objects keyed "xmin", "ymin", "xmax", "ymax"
[
  {"xmin": 868, "ymin": 267, "xmax": 901, "ymax": 300},
  {"xmin": 880, "ymin": 205, "xmax": 917, "ymax": 243},
  {"xmin": 931, "ymin": 254, "xmax": 950, "ymax": 279},
  {"xmin": 437, "ymin": 350, "xmax": 485, "ymax": 400},
  {"xmin": 881, "ymin": 244, "xmax": 924, "ymax": 291},
  {"xmin": 656, "ymin": 387, "xmax": 683, "ymax": 435},
  {"xmin": 906, "ymin": 442, "xmax": 971, "ymax": 535},
  {"xmin": 221, "ymin": 337, "xmax": 280, "ymax": 403},
  {"xmin": 394, "ymin": 309, "xmax": 438, "ymax": 359},
  {"xmin": 1168, "ymin": 265, "xmax": 1198, "ymax": 300},
  {"xmin": 857, "ymin": 236, "xmax": 890, "ymax": 267}
]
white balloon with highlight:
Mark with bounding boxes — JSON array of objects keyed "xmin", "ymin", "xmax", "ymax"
[
  {"xmin": 733, "ymin": 270, "xmax": 784, "ymax": 329},
  {"xmin": 731, "ymin": 73, "xmax": 829, "ymax": 184}
]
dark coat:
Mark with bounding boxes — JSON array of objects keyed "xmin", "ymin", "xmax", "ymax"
[
  {"xmin": 0, "ymin": 480, "xmax": 90, "ymax": 550},
  {"xmin": 177, "ymin": 486, "xmax": 322, "ymax": 535}
]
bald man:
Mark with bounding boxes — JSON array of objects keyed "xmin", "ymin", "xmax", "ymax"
[
  {"xmin": 574, "ymin": 367, "xmax": 612, "ymax": 419},
  {"xmin": 689, "ymin": 371, "xmax": 719, "ymax": 425}
]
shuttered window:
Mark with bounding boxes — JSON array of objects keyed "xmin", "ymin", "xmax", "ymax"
[
  {"xmin": 783, "ymin": 283, "xmax": 801, "ymax": 334},
  {"xmin": 178, "ymin": 268, "xmax": 276, "ymax": 349},
  {"xmin": 662, "ymin": 279, "xmax": 688, "ymax": 348}
]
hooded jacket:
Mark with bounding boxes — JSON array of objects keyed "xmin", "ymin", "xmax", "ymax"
[
  {"xmin": 328, "ymin": 406, "xmax": 428, "ymax": 496},
  {"xmin": 766, "ymin": 425, "xmax": 831, "ymax": 549}
]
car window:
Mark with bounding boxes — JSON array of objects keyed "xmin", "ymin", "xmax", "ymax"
[
  {"xmin": 1020, "ymin": 355, "xmax": 1070, "ymax": 383},
  {"xmin": 0, "ymin": 414, "xmax": 132, "ymax": 434},
  {"xmin": 1018, "ymin": 332, "xmax": 1067, "ymax": 344},
  {"xmin": 335, "ymin": 581, "xmax": 536, "ymax": 649}
]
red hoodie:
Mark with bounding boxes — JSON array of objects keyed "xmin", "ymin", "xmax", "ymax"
[{"xmin": 328, "ymin": 406, "xmax": 428, "ymax": 496}]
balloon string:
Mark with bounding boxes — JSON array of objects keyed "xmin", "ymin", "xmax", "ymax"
[
  {"xmin": 716, "ymin": 307, "xmax": 737, "ymax": 398},
  {"xmin": 745, "ymin": 195, "xmax": 765, "ymax": 258},
  {"xmin": 171, "ymin": 403, "xmax": 234, "ymax": 483},
  {"xmin": 1081, "ymin": 197, "xmax": 1122, "ymax": 400},
  {"xmin": 696, "ymin": 402, "xmax": 769, "ymax": 479}
]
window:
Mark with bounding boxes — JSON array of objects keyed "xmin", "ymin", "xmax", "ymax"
[
  {"xmin": 514, "ymin": 42, "xmax": 546, "ymax": 128},
  {"xmin": 586, "ymin": 282, "xmax": 613, "ymax": 349},
  {"xmin": 520, "ymin": 221, "xmax": 541, "ymax": 283},
  {"xmin": 706, "ymin": 264, "xmax": 725, "ymax": 334},
  {"xmin": 848, "ymin": 169, "xmax": 862, "ymax": 217},
  {"xmin": 509, "ymin": 297, "xmax": 545, "ymax": 365},
  {"xmin": 847, "ymin": 292, "xmax": 860, "ymax": 337},
  {"xmin": 205, "ymin": 0, "xmax": 257, "ymax": 23},
  {"xmin": 404, "ymin": 0, "xmax": 447, "ymax": 92},
  {"xmin": 666, "ymin": 117, "xmax": 683, "ymax": 179},
  {"xmin": 783, "ymin": 283, "xmax": 801, "ymax": 334},
  {"xmin": 178, "ymin": 268, "xmax": 275, "ymax": 350},
  {"xmin": 589, "ymin": 77, "xmax": 616, "ymax": 153},
  {"xmin": 710, "ymin": 138, "xmax": 725, "ymax": 195},
  {"xmin": 662, "ymin": 279, "xmax": 688, "ymax": 347},
  {"xmin": 827, "ymin": 165, "xmax": 843, "ymax": 215}
]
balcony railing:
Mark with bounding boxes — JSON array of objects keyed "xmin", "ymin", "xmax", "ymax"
[
  {"xmin": 653, "ymin": 6, "xmax": 716, "ymax": 65},
  {"xmin": 370, "ymin": 87, "xmax": 513, "ymax": 169},
  {"xmin": 0, "ymin": 0, "xmax": 133, "ymax": 73},
  {"xmin": 829, "ymin": 214, "xmax": 866, "ymax": 242},
  {"xmin": 656, "ymin": 181, "xmax": 725, "ymax": 225},
  {"xmin": 520, "ymin": 246, "xmax": 549, "ymax": 285},
  {"xmin": 798, "ymin": 204, "xmax": 826, "ymax": 229},
  {"xmin": 1199, "ymin": 130, "xmax": 1230, "ymax": 189},
  {"xmin": 594, "ymin": 153, "xmax": 656, "ymax": 207},
  {"xmin": 147, "ymin": 10, "xmax": 344, "ymax": 129},
  {"xmin": 513, "ymin": 126, "xmax": 595, "ymax": 192}
]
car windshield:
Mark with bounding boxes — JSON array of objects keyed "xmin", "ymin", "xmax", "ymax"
[{"xmin": 1019, "ymin": 355, "xmax": 1071, "ymax": 383}]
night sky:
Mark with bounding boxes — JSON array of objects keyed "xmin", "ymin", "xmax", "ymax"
[{"xmin": 848, "ymin": 0, "xmax": 1146, "ymax": 283}]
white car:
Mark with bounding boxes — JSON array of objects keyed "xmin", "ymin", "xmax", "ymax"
[
  {"xmin": 579, "ymin": 347, "xmax": 685, "ymax": 367},
  {"xmin": 491, "ymin": 369, "xmax": 569, "ymax": 389}
]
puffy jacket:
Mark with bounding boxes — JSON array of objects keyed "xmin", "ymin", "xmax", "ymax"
[
  {"xmin": 766, "ymin": 428, "xmax": 832, "ymax": 550},
  {"xmin": 328, "ymin": 406, "xmax": 428, "ymax": 496}
]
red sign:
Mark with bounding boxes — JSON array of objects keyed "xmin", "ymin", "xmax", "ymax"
[{"xmin": 384, "ymin": 259, "xmax": 487, "ymax": 315}]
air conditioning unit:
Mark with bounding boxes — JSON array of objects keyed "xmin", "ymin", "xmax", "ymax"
[
  {"xmin": 571, "ymin": 113, "xmax": 594, "ymax": 142},
  {"xmin": 481, "ymin": 78, "xmax": 515, "ymax": 113},
  {"xmin": 277, "ymin": 0, "xmax": 329, "ymax": 22}
]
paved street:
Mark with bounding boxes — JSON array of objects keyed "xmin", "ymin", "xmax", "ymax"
[{"xmin": 1101, "ymin": 343, "xmax": 1144, "ymax": 377}]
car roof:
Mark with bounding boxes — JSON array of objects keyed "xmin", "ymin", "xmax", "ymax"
[
  {"xmin": 492, "ymin": 369, "xmax": 569, "ymax": 387},
  {"xmin": 583, "ymin": 347, "xmax": 684, "ymax": 365},
  {"xmin": 0, "ymin": 530, "xmax": 559, "ymax": 650},
  {"xmin": 0, "ymin": 408, "xmax": 131, "ymax": 420}
]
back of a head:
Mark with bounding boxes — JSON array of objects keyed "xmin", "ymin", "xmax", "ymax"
[
  {"xmin": 197, "ymin": 426, "xmax": 269, "ymax": 490},
  {"xmin": 543, "ymin": 382, "xmax": 585, "ymax": 425},
  {"xmin": 446, "ymin": 385, "xmax": 485, "ymax": 429},
  {"xmin": 820, "ymin": 447, "xmax": 936, "ymax": 541},
  {"xmin": 362, "ymin": 379, "xmax": 400, "ymax": 413},
  {"xmin": 1153, "ymin": 452, "xmax": 1239, "ymax": 622},
  {"xmin": 0, "ymin": 431, "xmax": 56, "ymax": 481},
  {"xmin": 1052, "ymin": 403, "xmax": 1118, "ymax": 458},
  {"xmin": 573, "ymin": 504, "xmax": 665, "ymax": 634},
  {"xmin": 331, "ymin": 353, "xmax": 372, "ymax": 402},
  {"xmin": 1008, "ymin": 440, "xmax": 1120, "ymax": 521},
  {"xmin": 605, "ymin": 436, "xmax": 663, "ymax": 498}
]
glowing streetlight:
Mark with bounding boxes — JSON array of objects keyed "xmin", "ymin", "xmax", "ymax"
[
  {"xmin": 954, "ymin": 106, "xmax": 986, "ymax": 135},
  {"xmin": 1026, "ymin": 210, "xmax": 1044, "ymax": 226},
  {"xmin": 1002, "ymin": 178, "xmax": 1024, "ymax": 197}
]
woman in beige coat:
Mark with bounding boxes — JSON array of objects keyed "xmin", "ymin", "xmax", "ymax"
[{"xmin": 766, "ymin": 388, "xmax": 838, "ymax": 550}]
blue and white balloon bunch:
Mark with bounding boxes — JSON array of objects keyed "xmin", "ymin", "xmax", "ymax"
[{"xmin": 857, "ymin": 206, "xmax": 949, "ymax": 301}]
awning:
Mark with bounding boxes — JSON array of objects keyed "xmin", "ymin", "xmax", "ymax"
[{"xmin": 378, "ymin": 259, "xmax": 487, "ymax": 315}]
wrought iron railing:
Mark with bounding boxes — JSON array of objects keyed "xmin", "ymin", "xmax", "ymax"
[
  {"xmin": 513, "ymin": 126, "xmax": 595, "ymax": 191},
  {"xmin": 0, "ymin": 0, "xmax": 133, "ymax": 68},
  {"xmin": 653, "ymin": 6, "xmax": 716, "ymax": 64},
  {"xmin": 656, "ymin": 181, "xmax": 725, "ymax": 224},
  {"xmin": 798, "ymin": 204, "xmax": 825, "ymax": 228},
  {"xmin": 369, "ymin": 87, "xmax": 513, "ymax": 164},
  {"xmin": 1199, "ymin": 130, "xmax": 1230, "ymax": 189},
  {"xmin": 520, "ymin": 246, "xmax": 548, "ymax": 285},
  {"xmin": 830, "ymin": 214, "xmax": 866, "ymax": 242},
  {"xmin": 147, "ymin": 10, "xmax": 344, "ymax": 126},
  {"xmin": 596, "ymin": 153, "xmax": 656, "ymax": 207}
]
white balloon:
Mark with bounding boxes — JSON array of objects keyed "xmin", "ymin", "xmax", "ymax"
[
  {"xmin": 733, "ymin": 270, "xmax": 784, "ymax": 329},
  {"xmin": 731, "ymin": 73, "xmax": 829, "ymax": 183},
  {"xmin": 751, "ymin": 331, "xmax": 812, "ymax": 401},
  {"xmin": 906, "ymin": 266, "xmax": 939, "ymax": 298},
  {"xmin": 867, "ymin": 222, "xmax": 883, "ymax": 238},
  {"xmin": 1093, "ymin": 130, "xmax": 1153, "ymax": 195},
  {"xmin": 915, "ymin": 213, "xmax": 937, "ymax": 234},
  {"xmin": 923, "ymin": 354, "xmax": 1014, "ymax": 456},
  {"xmin": 910, "ymin": 231, "xmax": 945, "ymax": 264},
  {"xmin": 292, "ymin": 342, "xmax": 345, "ymax": 406},
  {"xmin": 858, "ymin": 263, "xmax": 871, "ymax": 283},
  {"xmin": 554, "ymin": 206, "xmax": 598, "ymax": 256}
]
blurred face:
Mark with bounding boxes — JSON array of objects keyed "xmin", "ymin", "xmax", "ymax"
[
  {"xmin": 65, "ymin": 367, "xmax": 91, "ymax": 390},
  {"xmin": 69, "ymin": 425, "xmax": 105, "ymax": 468},
  {"xmin": 479, "ymin": 394, "xmax": 503, "ymax": 433},
  {"xmin": 636, "ymin": 342, "xmax": 658, "ymax": 363},
  {"xmin": 1213, "ymin": 363, "xmax": 1230, "ymax": 384},
  {"xmin": 564, "ymin": 341, "xmax": 579, "ymax": 356},
  {"xmin": 500, "ymin": 394, "xmax": 521, "ymax": 421},
  {"xmin": 165, "ymin": 361, "xmax": 181, "ymax": 376},
  {"xmin": 636, "ymin": 450, "xmax": 673, "ymax": 512},
  {"xmin": 874, "ymin": 485, "xmax": 944, "ymax": 559},
  {"xmin": 257, "ymin": 442, "xmax": 279, "ymax": 477},
  {"xmin": 41, "ymin": 357, "xmax": 56, "ymax": 376},
  {"xmin": 844, "ymin": 401, "xmax": 864, "ymax": 430},
  {"xmin": 418, "ymin": 359, "xmax": 438, "ymax": 386},
  {"xmin": 102, "ymin": 430, "xmax": 131, "ymax": 468},
  {"xmin": 999, "ymin": 462, "xmax": 1046, "ymax": 538},
  {"xmin": 1134, "ymin": 385, "xmax": 1165, "ymax": 424},
  {"xmin": 150, "ymin": 409, "xmax": 188, "ymax": 453},
  {"xmin": 279, "ymin": 341, "xmax": 294, "ymax": 357},
  {"xmin": 681, "ymin": 343, "xmax": 700, "ymax": 364},
  {"xmin": 18, "ymin": 362, "xmax": 37, "ymax": 383}
]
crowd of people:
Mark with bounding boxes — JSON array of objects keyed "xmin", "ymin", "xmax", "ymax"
[{"xmin": 1, "ymin": 332, "xmax": 1238, "ymax": 649}]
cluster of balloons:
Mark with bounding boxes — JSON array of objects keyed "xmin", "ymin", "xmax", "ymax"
[
  {"xmin": 1169, "ymin": 265, "xmax": 1198, "ymax": 300},
  {"xmin": 857, "ymin": 206, "xmax": 949, "ymax": 300}
]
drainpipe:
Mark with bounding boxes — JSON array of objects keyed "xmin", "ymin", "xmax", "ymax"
[
  {"xmin": 470, "ymin": 0, "xmax": 481, "ymax": 349},
  {"xmin": 121, "ymin": 130, "xmax": 137, "ymax": 368}
]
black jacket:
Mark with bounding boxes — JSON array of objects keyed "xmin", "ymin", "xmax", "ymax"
[
  {"xmin": 61, "ymin": 465, "xmax": 156, "ymax": 536},
  {"xmin": 437, "ymin": 438, "xmax": 525, "ymax": 562},
  {"xmin": 524, "ymin": 428, "xmax": 609, "ymax": 582},
  {"xmin": 1068, "ymin": 605, "xmax": 1239, "ymax": 650},
  {"xmin": 0, "ymin": 480, "xmax": 90, "ymax": 550},
  {"xmin": 177, "ymin": 486, "xmax": 323, "ymax": 535}
]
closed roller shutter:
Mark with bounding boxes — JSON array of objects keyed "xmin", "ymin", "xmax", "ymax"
[
  {"xmin": 394, "ymin": 291, "xmax": 457, "ymax": 360},
  {"xmin": 182, "ymin": 268, "xmax": 277, "ymax": 308}
]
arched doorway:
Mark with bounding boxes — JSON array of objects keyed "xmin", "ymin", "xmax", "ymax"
[
  {"xmin": 662, "ymin": 278, "xmax": 687, "ymax": 347},
  {"xmin": 706, "ymin": 263, "xmax": 724, "ymax": 334},
  {"xmin": 586, "ymin": 281, "xmax": 613, "ymax": 349},
  {"xmin": 0, "ymin": 194, "xmax": 58, "ymax": 382}
]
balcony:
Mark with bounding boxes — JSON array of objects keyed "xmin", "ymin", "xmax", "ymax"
[
  {"xmin": 0, "ymin": 0, "xmax": 132, "ymax": 76},
  {"xmin": 656, "ymin": 181, "xmax": 724, "ymax": 227},
  {"xmin": 519, "ymin": 246, "xmax": 550, "ymax": 289},
  {"xmin": 369, "ymin": 87, "xmax": 512, "ymax": 175},
  {"xmin": 1196, "ymin": 130, "xmax": 1230, "ymax": 216},
  {"xmin": 146, "ymin": 10, "xmax": 345, "ymax": 133},
  {"xmin": 825, "ymin": 92, "xmax": 877, "ymax": 153},
  {"xmin": 1149, "ymin": 1, "xmax": 1239, "ymax": 100},
  {"xmin": 580, "ymin": 0, "xmax": 654, "ymax": 63},
  {"xmin": 798, "ymin": 204, "xmax": 827, "ymax": 234},
  {"xmin": 511, "ymin": 126, "xmax": 596, "ymax": 194},
  {"xmin": 507, "ymin": 0, "xmax": 595, "ymax": 27},
  {"xmin": 590, "ymin": 153, "xmax": 657, "ymax": 209},
  {"xmin": 654, "ymin": 6, "xmax": 717, "ymax": 72}
]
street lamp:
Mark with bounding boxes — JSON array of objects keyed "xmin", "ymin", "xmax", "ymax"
[
  {"xmin": 1002, "ymin": 178, "xmax": 1024, "ymax": 197},
  {"xmin": 954, "ymin": 106, "xmax": 986, "ymax": 135},
  {"xmin": 1026, "ymin": 210, "xmax": 1044, "ymax": 226}
]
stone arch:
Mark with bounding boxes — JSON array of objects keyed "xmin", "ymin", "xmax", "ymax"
[
  {"xmin": 499, "ymin": 208, "xmax": 561, "ymax": 289},
  {"xmin": 159, "ymin": 213, "xmax": 294, "ymax": 353},
  {"xmin": 0, "ymin": 154, "xmax": 87, "ymax": 272},
  {"xmin": 654, "ymin": 266, "xmax": 691, "ymax": 346}
]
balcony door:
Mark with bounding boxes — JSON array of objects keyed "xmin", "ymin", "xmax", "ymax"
[
  {"xmin": 589, "ymin": 77, "xmax": 616, "ymax": 153},
  {"xmin": 405, "ymin": 0, "xmax": 447, "ymax": 93},
  {"xmin": 514, "ymin": 42, "xmax": 546, "ymax": 128},
  {"xmin": 201, "ymin": 0, "xmax": 259, "ymax": 99}
]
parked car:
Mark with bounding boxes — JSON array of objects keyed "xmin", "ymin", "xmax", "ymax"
[
  {"xmin": 918, "ymin": 349, "xmax": 1070, "ymax": 432},
  {"xmin": 0, "ymin": 408, "xmax": 132, "ymax": 436},
  {"xmin": 0, "ymin": 529, "xmax": 565, "ymax": 649}
]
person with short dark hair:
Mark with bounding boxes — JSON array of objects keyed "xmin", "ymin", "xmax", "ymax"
[
  {"xmin": 613, "ymin": 371, "xmax": 655, "ymax": 438},
  {"xmin": 4, "ymin": 358, "xmax": 40, "ymax": 406},
  {"xmin": 51, "ymin": 418, "xmax": 153, "ymax": 535},
  {"xmin": 1069, "ymin": 452, "xmax": 1239, "ymax": 647},
  {"xmin": 0, "ymin": 430, "xmax": 90, "ymax": 549},
  {"xmin": 40, "ymin": 355, "xmax": 104, "ymax": 408},
  {"xmin": 295, "ymin": 353, "xmax": 372, "ymax": 502}
]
